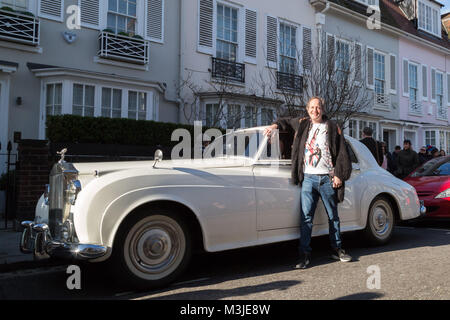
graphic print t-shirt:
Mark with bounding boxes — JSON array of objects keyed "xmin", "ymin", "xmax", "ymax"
[{"xmin": 303, "ymin": 122, "xmax": 334, "ymax": 175}]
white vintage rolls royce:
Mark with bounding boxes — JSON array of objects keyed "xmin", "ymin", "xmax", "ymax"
[{"xmin": 20, "ymin": 127, "xmax": 425, "ymax": 288}]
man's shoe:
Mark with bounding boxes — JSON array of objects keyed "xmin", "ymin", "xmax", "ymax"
[
  {"xmin": 294, "ymin": 253, "xmax": 311, "ymax": 269},
  {"xmin": 331, "ymin": 248, "xmax": 352, "ymax": 262}
]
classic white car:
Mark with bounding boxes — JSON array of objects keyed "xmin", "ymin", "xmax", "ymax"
[{"xmin": 20, "ymin": 127, "xmax": 425, "ymax": 288}]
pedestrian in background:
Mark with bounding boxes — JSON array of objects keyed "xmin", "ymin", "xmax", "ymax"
[
  {"xmin": 440, "ymin": 150, "xmax": 446, "ymax": 157},
  {"xmin": 418, "ymin": 146, "xmax": 431, "ymax": 166},
  {"xmin": 395, "ymin": 140, "xmax": 419, "ymax": 179},
  {"xmin": 430, "ymin": 148, "xmax": 440, "ymax": 158},
  {"xmin": 359, "ymin": 127, "xmax": 383, "ymax": 166},
  {"xmin": 381, "ymin": 142, "xmax": 395, "ymax": 173}
]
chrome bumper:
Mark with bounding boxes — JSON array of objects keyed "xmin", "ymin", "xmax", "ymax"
[{"xmin": 20, "ymin": 221, "xmax": 107, "ymax": 260}]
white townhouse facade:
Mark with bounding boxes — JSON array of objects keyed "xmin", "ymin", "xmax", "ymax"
[
  {"xmin": 179, "ymin": 0, "xmax": 318, "ymax": 129},
  {"xmin": 0, "ymin": 0, "xmax": 181, "ymax": 173},
  {"xmin": 313, "ymin": 0, "xmax": 402, "ymax": 151}
]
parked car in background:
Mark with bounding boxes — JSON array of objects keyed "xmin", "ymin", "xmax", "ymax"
[
  {"xmin": 404, "ymin": 156, "xmax": 450, "ymax": 219},
  {"xmin": 20, "ymin": 127, "xmax": 424, "ymax": 289}
]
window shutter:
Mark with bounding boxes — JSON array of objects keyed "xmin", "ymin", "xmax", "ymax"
[
  {"xmin": 39, "ymin": 0, "xmax": 63, "ymax": 20},
  {"xmin": 326, "ymin": 33, "xmax": 335, "ymax": 76},
  {"xmin": 198, "ymin": 0, "xmax": 213, "ymax": 54},
  {"xmin": 302, "ymin": 26, "xmax": 312, "ymax": 73},
  {"xmin": 367, "ymin": 47, "xmax": 374, "ymax": 89},
  {"xmin": 245, "ymin": 9, "xmax": 257, "ymax": 62},
  {"xmin": 80, "ymin": 0, "xmax": 99, "ymax": 28},
  {"xmin": 447, "ymin": 73, "xmax": 450, "ymax": 105},
  {"xmin": 266, "ymin": 15, "xmax": 277, "ymax": 68},
  {"xmin": 355, "ymin": 43, "xmax": 362, "ymax": 82},
  {"xmin": 403, "ymin": 59, "xmax": 409, "ymax": 97},
  {"xmin": 390, "ymin": 54, "xmax": 396, "ymax": 94},
  {"xmin": 431, "ymin": 68, "xmax": 436, "ymax": 102},
  {"xmin": 147, "ymin": 0, "xmax": 164, "ymax": 42},
  {"xmin": 422, "ymin": 65, "xmax": 428, "ymax": 100}
]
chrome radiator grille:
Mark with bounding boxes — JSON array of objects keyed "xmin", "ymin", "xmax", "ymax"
[{"xmin": 48, "ymin": 161, "xmax": 79, "ymax": 239}]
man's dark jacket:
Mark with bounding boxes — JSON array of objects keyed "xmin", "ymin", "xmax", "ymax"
[
  {"xmin": 395, "ymin": 149, "xmax": 419, "ymax": 179},
  {"xmin": 359, "ymin": 137, "xmax": 383, "ymax": 166},
  {"xmin": 274, "ymin": 115, "xmax": 352, "ymax": 203}
]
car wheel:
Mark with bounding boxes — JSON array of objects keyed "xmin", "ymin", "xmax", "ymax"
[
  {"xmin": 363, "ymin": 196, "xmax": 395, "ymax": 245},
  {"xmin": 113, "ymin": 209, "xmax": 192, "ymax": 289}
]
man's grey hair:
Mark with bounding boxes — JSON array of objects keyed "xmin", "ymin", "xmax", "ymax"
[{"xmin": 306, "ymin": 96, "xmax": 325, "ymax": 110}]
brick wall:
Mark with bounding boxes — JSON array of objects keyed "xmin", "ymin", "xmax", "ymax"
[{"xmin": 15, "ymin": 140, "xmax": 51, "ymax": 223}]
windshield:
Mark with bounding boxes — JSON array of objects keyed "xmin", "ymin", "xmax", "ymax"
[
  {"xmin": 203, "ymin": 129, "xmax": 279, "ymax": 160},
  {"xmin": 411, "ymin": 157, "xmax": 450, "ymax": 177}
]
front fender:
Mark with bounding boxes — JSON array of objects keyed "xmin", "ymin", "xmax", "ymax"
[
  {"xmin": 100, "ymin": 189, "xmax": 205, "ymax": 249},
  {"xmin": 358, "ymin": 175, "xmax": 420, "ymax": 227}
]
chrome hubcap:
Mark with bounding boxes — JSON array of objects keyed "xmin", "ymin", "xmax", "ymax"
[
  {"xmin": 125, "ymin": 215, "xmax": 185, "ymax": 279},
  {"xmin": 371, "ymin": 202, "xmax": 392, "ymax": 237},
  {"xmin": 137, "ymin": 229, "xmax": 172, "ymax": 265}
]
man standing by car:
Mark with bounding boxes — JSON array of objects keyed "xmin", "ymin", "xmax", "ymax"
[
  {"xmin": 264, "ymin": 97, "xmax": 352, "ymax": 269},
  {"xmin": 395, "ymin": 140, "xmax": 419, "ymax": 179},
  {"xmin": 359, "ymin": 127, "xmax": 383, "ymax": 166}
]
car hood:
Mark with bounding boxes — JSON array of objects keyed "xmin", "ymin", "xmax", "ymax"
[
  {"xmin": 72, "ymin": 157, "xmax": 253, "ymax": 176},
  {"xmin": 404, "ymin": 176, "xmax": 445, "ymax": 193}
]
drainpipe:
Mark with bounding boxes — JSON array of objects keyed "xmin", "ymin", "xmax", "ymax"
[{"xmin": 178, "ymin": 0, "xmax": 185, "ymax": 124}]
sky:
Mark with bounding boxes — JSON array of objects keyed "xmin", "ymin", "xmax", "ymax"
[{"xmin": 442, "ymin": 0, "xmax": 450, "ymax": 14}]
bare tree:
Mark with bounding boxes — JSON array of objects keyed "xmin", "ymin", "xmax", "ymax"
[{"xmin": 263, "ymin": 30, "xmax": 373, "ymax": 128}]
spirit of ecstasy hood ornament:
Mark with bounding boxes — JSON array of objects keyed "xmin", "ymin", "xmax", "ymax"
[{"xmin": 57, "ymin": 148, "xmax": 67, "ymax": 163}]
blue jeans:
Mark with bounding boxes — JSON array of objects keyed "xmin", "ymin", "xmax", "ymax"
[{"xmin": 299, "ymin": 173, "xmax": 342, "ymax": 254}]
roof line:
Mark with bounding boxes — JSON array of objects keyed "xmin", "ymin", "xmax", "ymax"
[{"xmin": 328, "ymin": 2, "xmax": 450, "ymax": 55}]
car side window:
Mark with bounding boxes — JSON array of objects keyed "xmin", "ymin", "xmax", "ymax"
[
  {"xmin": 345, "ymin": 140, "xmax": 358, "ymax": 164},
  {"xmin": 434, "ymin": 161, "xmax": 450, "ymax": 176}
]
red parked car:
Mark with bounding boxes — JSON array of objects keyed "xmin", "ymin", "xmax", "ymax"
[{"xmin": 404, "ymin": 156, "xmax": 450, "ymax": 218}]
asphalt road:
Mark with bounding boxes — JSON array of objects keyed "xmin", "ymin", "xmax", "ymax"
[{"xmin": 1, "ymin": 221, "xmax": 450, "ymax": 300}]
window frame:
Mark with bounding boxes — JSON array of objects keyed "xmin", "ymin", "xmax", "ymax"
[
  {"xmin": 211, "ymin": 0, "xmax": 244, "ymax": 63},
  {"xmin": 278, "ymin": 21, "xmax": 298, "ymax": 75},
  {"xmin": 408, "ymin": 62, "xmax": 419, "ymax": 103},
  {"xmin": 373, "ymin": 51, "xmax": 386, "ymax": 96},
  {"xmin": 435, "ymin": 70, "xmax": 446, "ymax": 120},
  {"xmin": 106, "ymin": 0, "xmax": 138, "ymax": 35},
  {"xmin": 418, "ymin": 0, "xmax": 442, "ymax": 38},
  {"xmin": 1, "ymin": 0, "xmax": 29, "ymax": 11},
  {"xmin": 45, "ymin": 82, "xmax": 63, "ymax": 116},
  {"xmin": 72, "ymin": 83, "xmax": 95, "ymax": 117},
  {"xmin": 425, "ymin": 130, "xmax": 436, "ymax": 147},
  {"xmin": 216, "ymin": 2, "xmax": 239, "ymax": 62},
  {"xmin": 127, "ymin": 90, "xmax": 148, "ymax": 121},
  {"xmin": 335, "ymin": 37, "xmax": 351, "ymax": 84}
]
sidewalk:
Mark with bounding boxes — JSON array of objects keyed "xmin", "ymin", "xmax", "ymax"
[
  {"xmin": 0, "ymin": 220, "xmax": 68, "ymax": 272},
  {"xmin": 0, "ymin": 222, "xmax": 34, "ymax": 266}
]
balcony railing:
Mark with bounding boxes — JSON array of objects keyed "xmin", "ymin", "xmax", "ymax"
[
  {"xmin": 0, "ymin": 9, "xmax": 39, "ymax": 46},
  {"xmin": 211, "ymin": 57, "xmax": 245, "ymax": 83},
  {"xmin": 98, "ymin": 31, "xmax": 149, "ymax": 65},
  {"xmin": 276, "ymin": 71, "xmax": 303, "ymax": 92},
  {"xmin": 374, "ymin": 92, "xmax": 390, "ymax": 109},
  {"xmin": 409, "ymin": 100, "xmax": 422, "ymax": 115}
]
